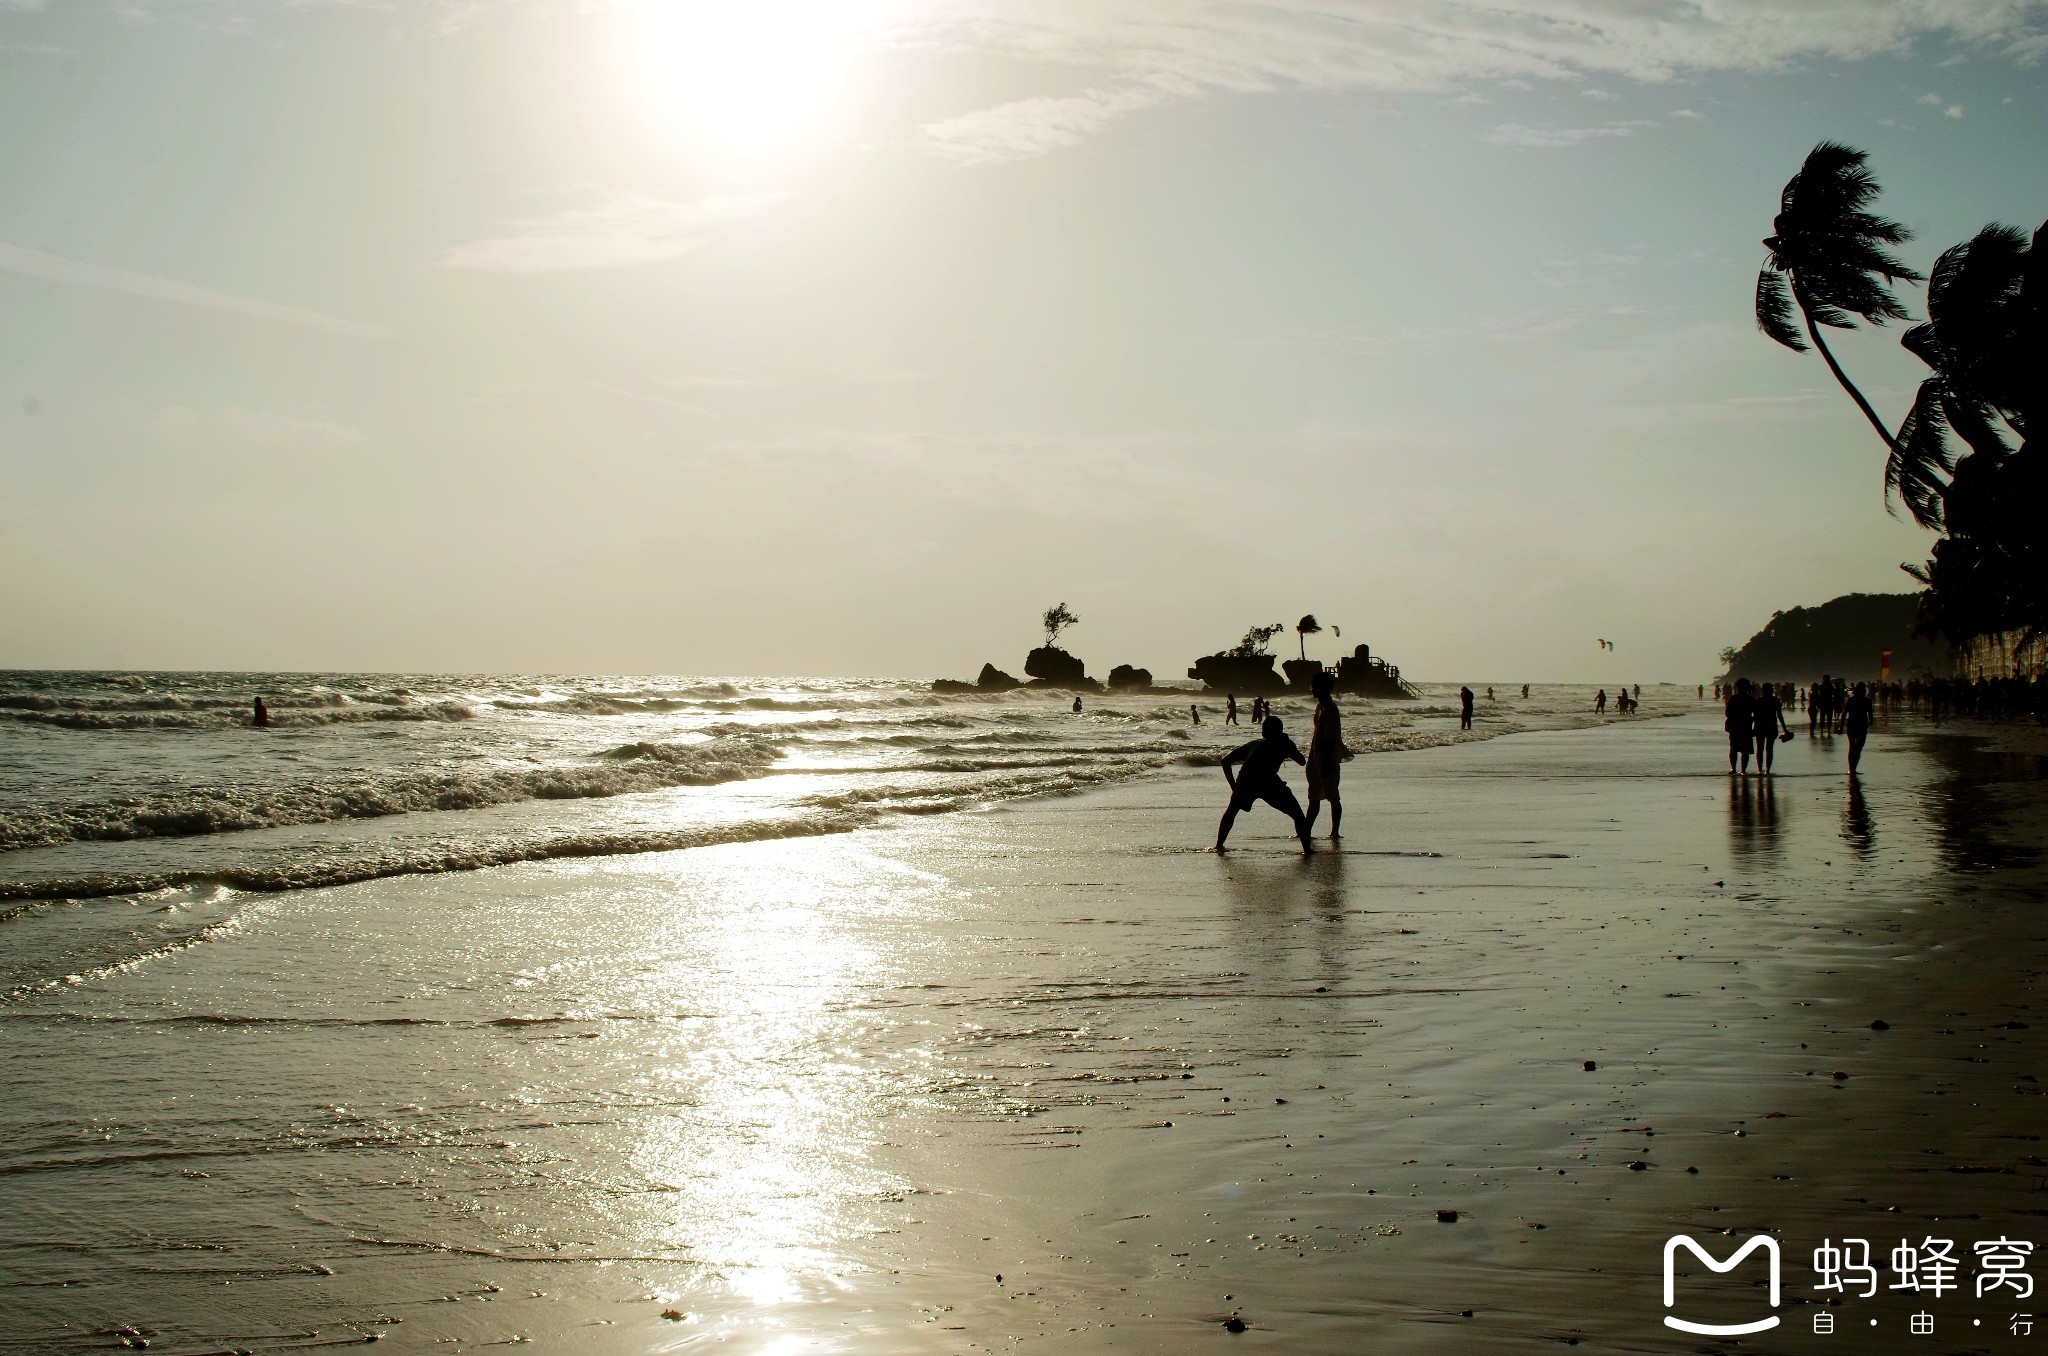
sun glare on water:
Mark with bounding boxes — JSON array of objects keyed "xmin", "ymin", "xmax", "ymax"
[{"xmin": 623, "ymin": 0, "xmax": 875, "ymax": 158}]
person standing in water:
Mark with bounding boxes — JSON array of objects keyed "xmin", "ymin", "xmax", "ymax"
[
  {"xmin": 1752, "ymin": 679, "xmax": 1790, "ymax": 773},
  {"xmin": 1594, "ymin": 688, "xmax": 1607, "ymax": 714},
  {"xmin": 1072, "ymin": 695, "xmax": 1083, "ymax": 713},
  {"xmin": 1724, "ymin": 677, "xmax": 1755, "ymax": 774},
  {"xmin": 1226, "ymin": 693, "xmax": 1240, "ymax": 725},
  {"xmin": 1459, "ymin": 685, "xmax": 1475, "ymax": 730},
  {"xmin": 1845, "ymin": 681, "xmax": 1875, "ymax": 773},
  {"xmin": 1304, "ymin": 671, "xmax": 1348, "ymax": 840},
  {"xmin": 1522, "ymin": 684, "xmax": 1530, "ymax": 699},
  {"xmin": 252, "ymin": 696, "xmax": 269, "ymax": 728},
  {"xmin": 1215, "ymin": 715, "xmax": 1312, "ymax": 854},
  {"xmin": 1190, "ymin": 704, "xmax": 1201, "ymax": 726}
]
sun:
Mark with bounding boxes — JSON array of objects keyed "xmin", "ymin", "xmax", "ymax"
[{"xmin": 622, "ymin": 0, "xmax": 871, "ymax": 159}]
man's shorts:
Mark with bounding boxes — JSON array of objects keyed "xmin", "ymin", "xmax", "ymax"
[
  {"xmin": 1305, "ymin": 756, "xmax": 1340, "ymax": 800},
  {"xmin": 1231, "ymin": 778, "xmax": 1304, "ymax": 819}
]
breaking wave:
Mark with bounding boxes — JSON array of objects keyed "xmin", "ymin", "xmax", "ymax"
[{"xmin": 0, "ymin": 737, "xmax": 781, "ymax": 853}]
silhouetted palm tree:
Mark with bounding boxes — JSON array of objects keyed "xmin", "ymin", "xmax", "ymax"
[
  {"xmin": 1756, "ymin": 142, "xmax": 1923, "ymax": 456},
  {"xmin": 1889, "ymin": 221, "xmax": 2040, "ymax": 528},
  {"xmin": 1897, "ymin": 219, "xmax": 2046, "ymax": 644},
  {"xmin": 1295, "ymin": 614, "xmax": 1322, "ymax": 662}
]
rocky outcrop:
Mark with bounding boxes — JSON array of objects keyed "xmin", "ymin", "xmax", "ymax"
[
  {"xmin": 1106, "ymin": 665, "xmax": 1153, "ymax": 691},
  {"xmin": 1023, "ymin": 646, "xmax": 1089, "ymax": 688},
  {"xmin": 975, "ymin": 663, "xmax": 1021, "ymax": 692},
  {"xmin": 1332, "ymin": 645, "xmax": 1416, "ymax": 698},
  {"xmin": 931, "ymin": 662, "xmax": 1023, "ymax": 695},
  {"xmin": 1281, "ymin": 658, "xmax": 1321, "ymax": 692},
  {"xmin": 1188, "ymin": 653, "xmax": 1285, "ymax": 694}
]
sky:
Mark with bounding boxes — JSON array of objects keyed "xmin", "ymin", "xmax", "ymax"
[{"xmin": 0, "ymin": 0, "xmax": 2043, "ymax": 683}]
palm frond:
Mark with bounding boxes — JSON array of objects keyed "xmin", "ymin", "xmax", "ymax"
[
  {"xmin": 1754, "ymin": 269, "xmax": 1807, "ymax": 350},
  {"xmin": 1888, "ymin": 379, "xmax": 1953, "ymax": 529}
]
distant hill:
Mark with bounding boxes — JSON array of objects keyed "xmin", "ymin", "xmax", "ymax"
[{"xmin": 1722, "ymin": 592, "xmax": 1951, "ymax": 683}]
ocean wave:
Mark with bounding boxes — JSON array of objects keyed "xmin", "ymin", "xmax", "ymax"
[
  {"xmin": 0, "ymin": 809, "xmax": 866, "ymax": 919},
  {"xmin": 0, "ymin": 737, "xmax": 782, "ymax": 853},
  {"xmin": 1, "ymin": 700, "xmax": 477, "ymax": 731}
]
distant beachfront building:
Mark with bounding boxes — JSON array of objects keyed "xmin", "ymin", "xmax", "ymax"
[{"xmin": 1958, "ymin": 630, "xmax": 2048, "ymax": 681}]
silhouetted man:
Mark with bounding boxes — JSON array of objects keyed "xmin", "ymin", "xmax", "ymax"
[
  {"xmin": 1725, "ymin": 677, "xmax": 1755, "ymax": 774},
  {"xmin": 1753, "ymin": 680, "xmax": 1789, "ymax": 774},
  {"xmin": 1216, "ymin": 715, "xmax": 1312, "ymax": 854},
  {"xmin": 1845, "ymin": 681, "xmax": 1874, "ymax": 773},
  {"xmin": 1226, "ymin": 693, "xmax": 1240, "ymax": 725},
  {"xmin": 1459, "ymin": 685, "xmax": 1475, "ymax": 730},
  {"xmin": 253, "ymin": 696, "xmax": 269, "ymax": 728}
]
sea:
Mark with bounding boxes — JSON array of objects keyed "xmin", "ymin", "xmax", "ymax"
[
  {"xmin": 0, "ymin": 670, "xmax": 1634, "ymax": 1003},
  {"xmin": 0, "ymin": 670, "xmax": 1679, "ymax": 1351}
]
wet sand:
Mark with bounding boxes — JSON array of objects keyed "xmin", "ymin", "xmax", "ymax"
[{"xmin": 3, "ymin": 709, "xmax": 2043, "ymax": 1353}]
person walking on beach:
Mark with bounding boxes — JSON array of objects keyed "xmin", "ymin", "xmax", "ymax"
[
  {"xmin": 1752, "ymin": 679, "xmax": 1790, "ymax": 773},
  {"xmin": 1459, "ymin": 685, "xmax": 1475, "ymax": 730},
  {"xmin": 1215, "ymin": 715, "xmax": 1312, "ymax": 854},
  {"xmin": 1725, "ymin": 678, "xmax": 1756, "ymax": 773},
  {"xmin": 1304, "ymin": 671, "xmax": 1349, "ymax": 840},
  {"xmin": 252, "ymin": 696, "xmax": 269, "ymax": 728},
  {"xmin": 1226, "ymin": 693, "xmax": 1240, "ymax": 725},
  {"xmin": 1845, "ymin": 681, "xmax": 1874, "ymax": 773}
]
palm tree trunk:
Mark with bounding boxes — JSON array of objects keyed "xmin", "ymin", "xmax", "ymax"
[{"xmin": 1801, "ymin": 305, "xmax": 1903, "ymax": 453}]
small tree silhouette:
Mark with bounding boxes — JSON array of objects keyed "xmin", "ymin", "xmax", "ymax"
[
  {"xmin": 1296, "ymin": 614, "xmax": 1323, "ymax": 661},
  {"xmin": 1042, "ymin": 602, "xmax": 1079, "ymax": 648},
  {"xmin": 1229, "ymin": 623, "xmax": 1285, "ymax": 658}
]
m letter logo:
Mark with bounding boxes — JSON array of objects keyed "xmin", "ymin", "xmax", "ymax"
[{"xmin": 1662, "ymin": 1234, "xmax": 1782, "ymax": 1335}]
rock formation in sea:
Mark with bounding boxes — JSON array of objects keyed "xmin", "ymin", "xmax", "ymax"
[
  {"xmin": 1187, "ymin": 652, "xmax": 1286, "ymax": 695},
  {"xmin": 1023, "ymin": 646, "xmax": 1088, "ymax": 687},
  {"xmin": 1106, "ymin": 665, "xmax": 1153, "ymax": 691},
  {"xmin": 931, "ymin": 662, "xmax": 1023, "ymax": 695}
]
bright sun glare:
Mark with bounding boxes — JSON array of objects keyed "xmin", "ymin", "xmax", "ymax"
[{"xmin": 625, "ymin": 0, "xmax": 869, "ymax": 158}]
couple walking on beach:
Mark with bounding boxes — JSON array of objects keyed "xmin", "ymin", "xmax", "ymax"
[
  {"xmin": 1725, "ymin": 676, "xmax": 1875, "ymax": 774},
  {"xmin": 1215, "ymin": 671, "xmax": 1350, "ymax": 854}
]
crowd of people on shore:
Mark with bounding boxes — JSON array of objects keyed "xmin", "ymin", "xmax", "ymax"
[{"xmin": 1710, "ymin": 673, "xmax": 2048, "ymax": 724}]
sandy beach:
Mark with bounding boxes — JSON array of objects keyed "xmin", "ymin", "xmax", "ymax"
[{"xmin": 3, "ymin": 707, "xmax": 2043, "ymax": 1354}]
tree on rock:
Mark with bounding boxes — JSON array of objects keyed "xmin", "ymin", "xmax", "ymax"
[
  {"xmin": 1296, "ymin": 614, "xmax": 1323, "ymax": 661},
  {"xmin": 1042, "ymin": 602, "xmax": 1079, "ymax": 648}
]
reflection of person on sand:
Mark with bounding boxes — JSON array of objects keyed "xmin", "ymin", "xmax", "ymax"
[
  {"xmin": 1845, "ymin": 681, "xmax": 1874, "ymax": 773},
  {"xmin": 1724, "ymin": 677, "xmax": 1755, "ymax": 773},
  {"xmin": 1304, "ymin": 671, "xmax": 1349, "ymax": 840},
  {"xmin": 1215, "ymin": 715, "xmax": 1312, "ymax": 855},
  {"xmin": 253, "ymin": 696, "xmax": 269, "ymax": 728}
]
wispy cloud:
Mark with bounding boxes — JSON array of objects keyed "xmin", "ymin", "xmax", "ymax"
[
  {"xmin": 1480, "ymin": 121, "xmax": 1641, "ymax": 147},
  {"xmin": 437, "ymin": 191, "xmax": 785, "ymax": 273},
  {"xmin": 1535, "ymin": 247, "xmax": 1647, "ymax": 289},
  {"xmin": 905, "ymin": 1, "xmax": 2048, "ymax": 162},
  {"xmin": 0, "ymin": 240, "xmax": 387, "ymax": 337},
  {"xmin": 922, "ymin": 84, "xmax": 1177, "ymax": 165}
]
